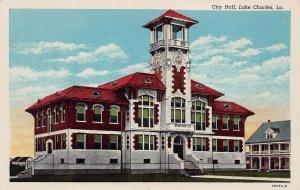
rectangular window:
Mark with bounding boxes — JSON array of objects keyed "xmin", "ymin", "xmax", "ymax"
[
  {"xmin": 234, "ymin": 140, "xmax": 240, "ymax": 152},
  {"xmin": 223, "ymin": 139, "xmax": 228, "ymax": 152},
  {"xmin": 76, "ymin": 158, "xmax": 85, "ymax": 164},
  {"xmin": 61, "ymin": 159, "xmax": 64, "ymax": 164},
  {"xmin": 110, "ymin": 135, "xmax": 118, "ymax": 150},
  {"xmin": 93, "ymin": 106, "xmax": 102, "ymax": 122},
  {"xmin": 193, "ymin": 137, "xmax": 206, "ymax": 151},
  {"xmin": 144, "ymin": 159, "xmax": 151, "ymax": 164},
  {"xmin": 110, "ymin": 107, "xmax": 118, "ymax": 123},
  {"xmin": 136, "ymin": 135, "xmax": 156, "ymax": 150},
  {"xmin": 235, "ymin": 160, "xmax": 240, "ymax": 164},
  {"xmin": 110, "ymin": 159, "xmax": 118, "ymax": 164},
  {"xmin": 212, "ymin": 139, "xmax": 217, "ymax": 152},
  {"xmin": 222, "ymin": 116, "xmax": 229, "ymax": 129},
  {"xmin": 213, "ymin": 159, "xmax": 218, "ymax": 164},
  {"xmin": 94, "ymin": 134, "xmax": 102, "ymax": 149},
  {"xmin": 233, "ymin": 116, "xmax": 240, "ymax": 130},
  {"xmin": 76, "ymin": 104, "xmax": 85, "ymax": 121},
  {"xmin": 212, "ymin": 115, "xmax": 217, "ymax": 130},
  {"xmin": 76, "ymin": 134, "xmax": 85, "ymax": 149}
]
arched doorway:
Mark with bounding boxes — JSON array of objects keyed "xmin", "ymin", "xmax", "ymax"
[{"xmin": 173, "ymin": 136, "xmax": 184, "ymax": 160}]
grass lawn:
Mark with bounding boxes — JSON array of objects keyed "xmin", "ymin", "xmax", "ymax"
[
  {"xmin": 10, "ymin": 173, "xmax": 287, "ymax": 182},
  {"xmin": 205, "ymin": 171, "xmax": 290, "ymax": 178}
]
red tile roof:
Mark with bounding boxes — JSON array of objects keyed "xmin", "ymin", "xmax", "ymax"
[
  {"xmin": 26, "ymin": 85, "xmax": 129, "ymax": 111},
  {"xmin": 143, "ymin": 9, "xmax": 198, "ymax": 29},
  {"xmin": 213, "ymin": 100, "xmax": 254, "ymax": 116},
  {"xmin": 191, "ymin": 80, "xmax": 224, "ymax": 98},
  {"xmin": 98, "ymin": 72, "xmax": 166, "ymax": 90}
]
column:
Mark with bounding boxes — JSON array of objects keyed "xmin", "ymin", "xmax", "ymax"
[
  {"xmin": 250, "ymin": 157, "xmax": 253, "ymax": 169},
  {"xmin": 279, "ymin": 157, "xmax": 281, "ymax": 170},
  {"xmin": 259, "ymin": 157, "xmax": 261, "ymax": 170},
  {"xmin": 268, "ymin": 157, "xmax": 271, "ymax": 170},
  {"xmin": 259, "ymin": 144, "xmax": 261, "ymax": 154},
  {"xmin": 250, "ymin": 145, "xmax": 252, "ymax": 154},
  {"xmin": 278, "ymin": 143, "xmax": 281, "ymax": 153},
  {"xmin": 268, "ymin": 144, "xmax": 271, "ymax": 154}
]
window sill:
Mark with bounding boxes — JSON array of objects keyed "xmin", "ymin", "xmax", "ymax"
[
  {"xmin": 233, "ymin": 129, "xmax": 240, "ymax": 131},
  {"xmin": 109, "ymin": 122, "xmax": 119, "ymax": 125},
  {"xmin": 93, "ymin": 121, "xmax": 103, "ymax": 124},
  {"xmin": 76, "ymin": 120, "xmax": 86, "ymax": 123}
]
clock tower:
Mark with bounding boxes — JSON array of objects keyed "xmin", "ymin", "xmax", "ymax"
[{"xmin": 143, "ymin": 10, "xmax": 198, "ymax": 126}]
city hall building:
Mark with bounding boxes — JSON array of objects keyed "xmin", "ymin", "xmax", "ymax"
[{"xmin": 26, "ymin": 10, "xmax": 254, "ymax": 175}]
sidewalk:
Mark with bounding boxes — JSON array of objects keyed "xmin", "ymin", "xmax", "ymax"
[{"xmin": 191, "ymin": 175, "xmax": 290, "ymax": 182}]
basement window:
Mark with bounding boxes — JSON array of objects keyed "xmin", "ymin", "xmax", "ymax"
[
  {"xmin": 235, "ymin": 160, "xmax": 241, "ymax": 164},
  {"xmin": 213, "ymin": 160, "xmax": 218, "ymax": 164},
  {"xmin": 144, "ymin": 159, "xmax": 151, "ymax": 164},
  {"xmin": 110, "ymin": 159, "xmax": 118, "ymax": 164},
  {"xmin": 76, "ymin": 158, "xmax": 85, "ymax": 164}
]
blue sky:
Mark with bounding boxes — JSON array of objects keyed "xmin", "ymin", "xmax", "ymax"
[{"xmin": 9, "ymin": 9, "xmax": 290, "ymax": 114}]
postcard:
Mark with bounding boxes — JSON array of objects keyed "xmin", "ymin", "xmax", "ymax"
[{"xmin": 1, "ymin": 0, "xmax": 299, "ymax": 190}]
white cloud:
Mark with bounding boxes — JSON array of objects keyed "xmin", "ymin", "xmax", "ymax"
[
  {"xmin": 15, "ymin": 85, "xmax": 59, "ymax": 98},
  {"xmin": 265, "ymin": 43, "xmax": 287, "ymax": 52},
  {"xmin": 14, "ymin": 41, "xmax": 86, "ymax": 55},
  {"xmin": 232, "ymin": 61, "xmax": 247, "ymax": 66},
  {"xmin": 10, "ymin": 66, "xmax": 70, "ymax": 82},
  {"xmin": 190, "ymin": 35, "xmax": 227, "ymax": 50},
  {"xmin": 222, "ymin": 37, "xmax": 252, "ymax": 50},
  {"xmin": 116, "ymin": 63, "xmax": 149, "ymax": 74},
  {"xmin": 239, "ymin": 48, "xmax": 262, "ymax": 57},
  {"xmin": 76, "ymin": 68, "xmax": 111, "ymax": 78},
  {"xmin": 274, "ymin": 70, "xmax": 290, "ymax": 83},
  {"xmin": 242, "ymin": 56, "xmax": 290, "ymax": 75},
  {"xmin": 46, "ymin": 43, "xmax": 128, "ymax": 64}
]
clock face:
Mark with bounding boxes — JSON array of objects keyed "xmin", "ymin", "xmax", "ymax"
[
  {"xmin": 174, "ymin": 55, "xmax": 183, "ymax": 65},
  {"xmin": 152, "ymin": 53, "xmax": 161, "ymax": 68}
]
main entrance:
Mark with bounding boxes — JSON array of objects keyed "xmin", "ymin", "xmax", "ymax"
[{"xmin": 173, "ymin": 136, "xmax": 184, "ymax": 160}]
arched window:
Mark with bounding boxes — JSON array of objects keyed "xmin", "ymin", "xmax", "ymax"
[
  {"xmin": 171, "ymin": 97, "xmax": 186, "ymax": 123},
  {"xmin": 54, "ymin": 107, "xmax": 59, "ymax": 124},
  {"xmin": 138, "ymin": 95, "xmax": 154, "ymax": 128},
  {"xmin": 47, "ymin": 108, "xmax": 52, "ymax": 132},
  {"xmin": 191, "ymin": 100, "xmax": 206, "ymax": 130},
  {"xmin": 36, "ymin": 112, "xmax": 39, "ymax": 128},
  {"xmin": 41, "ymin": 110, "xmax": 45, "ymax": 127},
  {"xmin": 93, "ymin": 104, "xmax": 103, "ymax": 122},
  {"xmin": 60, "ymin": 104, "xmax": 66, "ymax": 122},
  {"xmin": 76, "ymin": 103, "xmax": 87, "ymax": 122},
  {"xmin": 110, "ymin": 106, "xmax": 119, "ymax": 123}
]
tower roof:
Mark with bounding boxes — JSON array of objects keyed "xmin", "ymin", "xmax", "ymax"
[{"xmin": 143, "ymin": 9, "xmax": 198, "ymax": 29}]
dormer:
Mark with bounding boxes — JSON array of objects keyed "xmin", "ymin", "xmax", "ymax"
[{"xmin": 265, "ymin": 127, "xmax": 280, "ymax": 139}]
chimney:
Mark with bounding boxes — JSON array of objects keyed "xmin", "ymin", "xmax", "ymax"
[{"xmin": 268, "ymin": 120, "xmax": 271, "ymax": 123}]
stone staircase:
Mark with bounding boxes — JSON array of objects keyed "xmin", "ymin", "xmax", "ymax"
[
  {"xmin": 17, "ymin": 168, "xmax": 32, "ymax": 178},
  {"xmin": 184, "ymin": 161, "xmax": 203, "ymax": 176}
]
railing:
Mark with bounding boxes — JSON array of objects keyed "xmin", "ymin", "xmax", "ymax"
[
  {"xmin": 248, "ymin": 149, "xmax": 290, "ymax": 155},
  {"xmin": 169, "ymin": 39, "xmax": 188, "ymax": 48},
  {"xmin": 150, "ymin": 40, "xmax": 165, "ymax": 50}
]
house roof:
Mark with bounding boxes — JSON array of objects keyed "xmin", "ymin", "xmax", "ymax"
[
  {"xmin": 26, "ymin": 85, "xmax": 129, "ymax": 112},
  {"xmin": 212, "ymin": 100, "xmax": 254, "ymax": 116},
  {"xmin": 143, "ymin": 9, "xmax": 198, "ymax": 29},
  {"xmin": 98, "ymin": 72, "xmax": 166, "ymax": 90},
  {"xmin": 246, "ymin": 120, "xmax": 290, "ymax": 144},
  {"xmin": 11, "ymin": 157, "xmax": 31, "ymax": 162},
  {"xmin": 191, "ymin": 80, "xmax": 224, "ymax": 98},
  {"xmin": 11, "ymin": 157, "xmax": 21, "ymax": 162}
]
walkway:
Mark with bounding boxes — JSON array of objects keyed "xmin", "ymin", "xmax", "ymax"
[{"xmin": 191, "ymin": 175, "xmax": 290, "ymax": 182}]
